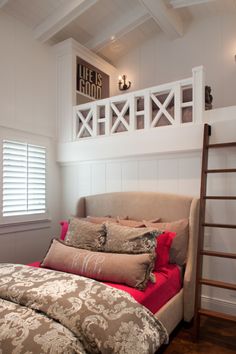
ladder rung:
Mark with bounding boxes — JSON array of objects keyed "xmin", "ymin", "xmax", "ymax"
[
  {"xmin": 204, "ymin": 196, "xmax": 236, "ymax": 200},
  {"xmin": 206, "ymin": 168, "xmax": 236, "ymax": 173},
  {"xmin": 200, "ymin": 250, "xmax": 236, "ymax": 259},
  {"xmin": 208, "ymin": 142, "xmax": 236, "ymax": 149},
  {"xmin": 198, "ymin": 309, "xmax": 236, "ymax": 322},
  {"xmin": 199, "ymin": 278, "xmax": 236, "ymax": 291},
  {"xmin": 203, "ymin": 223, "xmax": 236, "ymax": 229}
]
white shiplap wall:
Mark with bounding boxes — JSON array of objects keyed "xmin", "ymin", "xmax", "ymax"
[{"xmin": 61, "ymin": 151, "xmax": 201, "ymax": 217}]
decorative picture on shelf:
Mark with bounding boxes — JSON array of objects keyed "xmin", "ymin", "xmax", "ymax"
[{"xmin": 77, "ymin": 57, "xmax": 109, "ymax": 101}]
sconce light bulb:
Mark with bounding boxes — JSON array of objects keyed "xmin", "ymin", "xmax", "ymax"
[{"xmin": 118, "ymin": 75, "xmax": 122, "ymax": 81}]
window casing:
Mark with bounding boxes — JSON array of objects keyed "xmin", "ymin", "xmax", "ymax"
[{"xmin": 1, "ymin": 140, "xmax": 47, "ymax": 221}]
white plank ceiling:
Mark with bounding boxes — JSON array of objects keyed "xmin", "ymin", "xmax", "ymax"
[{"xmin": 1, "ymin": 0, "xmax": 236, "ymax": 63}]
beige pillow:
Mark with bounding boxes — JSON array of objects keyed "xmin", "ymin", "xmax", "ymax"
[
  {"xmin": 117, "ymin": 218, "xmax": 145, "ymax": 228},
  {"xmin": 41, "ymin": 239, "xmax": 154, "ymax": 290},
  {"xmin": 65, "ymin": 217, "xmax": 106, "ymax": 251},
  {"xmin": 104, "ymin": 222, "xmax": 160, "ymax": 255},
  {"xmin": 87, "ymin": 216, "xmax": 117, "ymax": 224},
  {"xmin": 144, "ymin": 219, "xmax": 189, "ymax": 265},
  {"xmin": 117, "ymin": 217, "xmax": 160, "ymax": 228}
]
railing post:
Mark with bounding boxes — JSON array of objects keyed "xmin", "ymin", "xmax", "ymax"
[
  {"xmin": 72, "ymin": 106, "xmax": 78, "ymax": 140},
  {"xmin": 144, "ymin": 91, "xmax": 151, "ymax": 129},
  {"xmin": 174, "ymin": 83, "xmax": 181, "ymax": 126},
  {"xmin": 92, "ymin": 103, "xmax": 98, "ymax": 137},
  {"xmin": 192, "ymin": 66, "xmax": 205, "ymax": 124},
  {"xmin": 105, "ymin": 101, "xmax": 111, "ymax": 136},
  {"xmin": 129, "ymin": 94, "xmax": 135, "ymax": 131}
]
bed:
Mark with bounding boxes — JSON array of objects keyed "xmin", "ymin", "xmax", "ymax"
[
  {"xmin": 75, "ymin": 192, "xmax": 200, "ymax": 333},
  {"xmin": 0, "ymin": 191, "xmax": 199, "ymax": 353}
]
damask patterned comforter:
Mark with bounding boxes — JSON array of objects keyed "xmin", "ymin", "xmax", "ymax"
[{"xmin": 0, "ymin": 264, "xmax": 168, "ymax": 354}]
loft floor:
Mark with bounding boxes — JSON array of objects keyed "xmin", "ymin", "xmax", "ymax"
[{"xmin": 158, "ymin": 317, "xmax": 236, "ymax": 354}]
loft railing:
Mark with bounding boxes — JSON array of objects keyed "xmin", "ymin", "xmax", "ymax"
[{"xmin": 73, "ymin": 66, "xmax": 205, "ymax": 140}]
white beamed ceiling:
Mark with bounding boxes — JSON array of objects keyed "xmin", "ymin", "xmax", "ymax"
[{"xmin": 2, "ymin": 0, "xmax": 236, "ymax": 63}]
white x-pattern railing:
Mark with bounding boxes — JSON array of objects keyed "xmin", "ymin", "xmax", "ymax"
[{"xmin": 73, "ymin": 66, "xmax": 205, "ymax": 140}]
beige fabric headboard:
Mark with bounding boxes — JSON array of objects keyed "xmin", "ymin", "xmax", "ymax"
[{"xmin": 77, "ymin": 191, "xmax": 199, "ymax": 321}]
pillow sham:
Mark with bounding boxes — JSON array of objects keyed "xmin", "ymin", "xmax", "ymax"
[
  {"xmin": 117, "ymin": 218, "xmax": 145, "ymax": 228},
  {"xmin": 86, "ymin": 216, "xmax": 117, "ymax": 224},
  {"xmin": 104, "ymin": 222, "xmax": 160, "ymax": 255},
  {"xmin": 117, "ymin": 217, "xmax": 160, "ymax": 228},
  {"xmin": 65, "ymin": 217, "xmax": 106, "ymax": 251},
  {"xmin": 144, "ymin": 219, "xmax": 189, "ymax": 265},
  {"xmin": 41, "ymin": 239, "xmax": 154, "ymax": 290},
  {"xmin": 60, "ymin": 220, "xmax": 69, "ymax": 240}
]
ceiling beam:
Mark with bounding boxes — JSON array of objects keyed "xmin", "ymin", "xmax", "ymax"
[
  {"xmin": 34, "ymin": 0, "xmax": 98, "ymax": 43},
  {"xmin": 0, "ymin": 0, "xmax": 9, "ymax": 8},
  {"xmin": 86, "ymin": 6, "xmax": 150, "ymax": 52},
  {"xmin": 170, "ymin": 0, "xmax": 215, "ymax": 9},
  {"xmin": 139, "ymin": 0, "xmax": 184, "ymax": 39}
]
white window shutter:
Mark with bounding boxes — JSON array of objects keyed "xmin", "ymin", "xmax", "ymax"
[{"xmin": 2, "ymin": 140, "xmax": 46, "ymax": 217}]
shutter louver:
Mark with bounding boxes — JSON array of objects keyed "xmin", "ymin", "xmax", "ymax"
[{"xmin": 2, "ymin": 140, "xmax": 46, "ymax": 217}]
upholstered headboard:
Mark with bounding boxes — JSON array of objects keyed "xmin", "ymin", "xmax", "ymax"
[{"xmin": 76, "ymin": 191, "xmax": 199, "ymax": 321}]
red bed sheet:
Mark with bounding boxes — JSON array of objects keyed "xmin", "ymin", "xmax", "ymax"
[{"xmin": 28, "ymin": 261, "xmax": 181, "ymax": 314}]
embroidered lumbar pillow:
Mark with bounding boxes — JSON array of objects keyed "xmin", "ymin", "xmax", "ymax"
[{"xmin": 41, "ymin": 239, "xmax": 154, "ymax": 290}]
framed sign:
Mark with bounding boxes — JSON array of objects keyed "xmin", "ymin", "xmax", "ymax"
[{"xmin": 76, "ymin": 57, "xmax": 109, "ymax": 100}]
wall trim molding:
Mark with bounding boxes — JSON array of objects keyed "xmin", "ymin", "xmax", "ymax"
[
  {"xmin": 59, "ymin": 149, "xmax": 201, "ymax": 167},
  {"xmin": 0, "ymin": 219, "xmax": 51, "ymax": 235},
  {"xmin": 201, "ymin": 295, "xmax": 236, "ymax": 316}
]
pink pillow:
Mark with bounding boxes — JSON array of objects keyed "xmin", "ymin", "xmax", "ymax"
[
  {"xmin": 60, "ymin": 220, "xmax": 69, "ymax": 240},
  {"xmin": 155, "ymin": 231, "xmax": 176, "ymax": 271}
]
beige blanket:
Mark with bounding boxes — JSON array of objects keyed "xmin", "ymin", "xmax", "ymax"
[{"xmin": 0, "ymin": 264, "xmax": 168, "ymax": 353}]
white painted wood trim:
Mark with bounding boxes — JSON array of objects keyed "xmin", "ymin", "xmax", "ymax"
[
  {"xmin": 192, "ymin": 66, "xmax": 205, "ymax": 123},
  {"xmin": 170, "ymin": 0, "xmax": 215, "ymax": 9},
  {"xmin": 201, "ymin": 295, "xmax": 236, "ymax": 316},
  {"xmin": 53, "ymin": 38, "xmax": 117, "ymax": 76},
  {"xmin": 34, "ymin": 0, "xmax": 98, "ymax": 43},
  {"xmin": 0, "ymin": 0, "xmax": 8, "ymax": 8},
  {"xmin": 139, "ymin": 0, "xmax": 184, "ymax": 39},
  {"xmin": 174, "ymin": 83, "xmax": 181, "ymax": 125},
  {"xmin": 74, "ymin": 68, "xmax": 199, "ymax": 140},
  {"xmin": 59, "ymin": 107, "xmax": 236, "ymax": 163},
  {"xmin": 86, "ymin": 6, "xmax": 150, "ymax": 52},
  {"xmin": 144, "ymin": 90, "xmax": 151, "ymax": 129}
]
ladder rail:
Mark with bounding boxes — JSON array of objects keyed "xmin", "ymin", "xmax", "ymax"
[
  {"xmin": 194, "ymin": 123, "xmax": 211, "ymax": 338},
  {"xmin": 193, "ymin": 123, "xmax": 236, "ymax": 340}
]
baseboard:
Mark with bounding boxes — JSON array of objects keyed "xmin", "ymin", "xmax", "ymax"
[{"xmin": 201, "ymin": 295, "xmax": 236, "ymax": 316}]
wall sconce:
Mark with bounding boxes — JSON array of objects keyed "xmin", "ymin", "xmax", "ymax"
[{"xmin": 118, "ymin": 75, "xmax": 131, "ymax": 91}]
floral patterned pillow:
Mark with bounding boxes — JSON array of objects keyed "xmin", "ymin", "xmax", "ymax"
[
  {"xmin": 104, "ymin": 222, "xmax": 161, "ymax": 255},
  {"xmin": 65, "ymin": 217, "xmax": 106, "ymax": 251}
]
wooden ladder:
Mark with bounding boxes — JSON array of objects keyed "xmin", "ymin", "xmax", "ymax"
[{"xmin": 194, "ymin": 123, "xmax": 236, "ymax": 338}]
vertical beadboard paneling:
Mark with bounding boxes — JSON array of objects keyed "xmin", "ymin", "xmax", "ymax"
[
  {"xmin": 179, "ymin": 155, "xmax": 201, "ymax": 196},
  {"xmin": 138, "ymin": 159, "xmax": 158, "ymax": 191},
  {"xmin": 91, "ymin": 162, "xmax": 106, "ymax": 195},
  {"xmin": 158, "ymin": 158, "xmax": 179, "ymax": 194},
  {"xmin": 106, "ymin": 161, "xmax": 122, "ymax": 192},
  {"xmin": 61, "ymin": 164, "xmax": 79, "ymax": 217},
  {"xmin": 121, "ymin": 160, "xmax": 139, "ymax": 191},
  {"xmin": 78, "ymin": 163, "xmax": 92, "ymax": 197}
]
